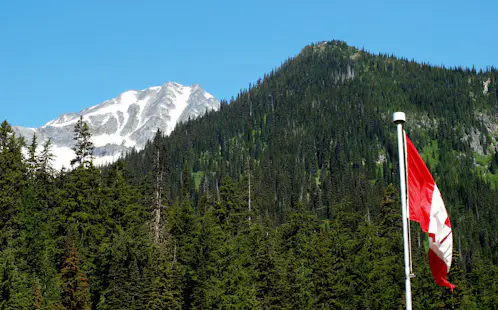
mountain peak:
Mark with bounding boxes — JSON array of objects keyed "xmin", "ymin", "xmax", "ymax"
[{"xmin": 14, "ymin": 82, "xmax": 220, "ymax": 169}]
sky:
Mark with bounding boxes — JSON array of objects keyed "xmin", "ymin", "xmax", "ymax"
[{"xmin": 2, "ymin": 0, "xmax": 497, "ymax": 127}]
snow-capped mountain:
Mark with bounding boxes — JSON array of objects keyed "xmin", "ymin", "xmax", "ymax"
[{"xmin": 14, "ymin": 82, "xmax": 220, "ymax": 169}]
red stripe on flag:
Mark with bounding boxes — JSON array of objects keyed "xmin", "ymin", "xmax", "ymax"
[
  {"xmin": 429, "ymin": 249, "xmax": 455, "ymax": 291},
  {"xmin": 406, "ymin": 136, "xmax": 434, "ymax": 232}
]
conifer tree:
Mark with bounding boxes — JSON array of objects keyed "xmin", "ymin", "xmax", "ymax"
[
  {"xmin": 38, "ymin": 138, "xmax": 55, "ymax": 178},
  {"xmin": 312, "ymin": 229, "xmax": 337, "ymax": 309},
  {"xmin": 60, "ymin": 234, "xmax": 89, "ymax": 310},
  {"xmin": 26, "ymin": 133, "xmax": 38, "ymax": 176},
  {"xmin": 143, "ymin": 245, "xmax": 183, "ymax": 309},
  {"xmin": 0, "ymin": 120, "xmax": 25, "ymax": 248},
  {"xmin": 71, "ymin": 116, "xmax": 94, "ymax": 168},
  {"xmin": 32, "ymin": 279, "xmax": 43, "ymax": 309},
  {"xmin": 98, "ymin": 232, "xmax": 147, "ymax": 310}
]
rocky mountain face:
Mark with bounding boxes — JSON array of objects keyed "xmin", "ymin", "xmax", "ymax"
[{"xmin": 14, "ymin": 82, "xmax": 220, "ymax": 169}]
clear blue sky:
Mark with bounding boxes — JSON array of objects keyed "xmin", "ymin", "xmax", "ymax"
[{"xmin": 2, "ymin": 0, "xmax": 497, "ymax": 127}]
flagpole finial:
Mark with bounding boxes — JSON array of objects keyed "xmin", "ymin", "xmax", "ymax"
[{"xmin": 393, "ymin": 112, "xmax": 406, "ymax": 124}]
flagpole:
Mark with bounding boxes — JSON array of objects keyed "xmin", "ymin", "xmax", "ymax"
[{"xmin": 393, "ymin": 112, "xmax": 412, "ymax": 310}]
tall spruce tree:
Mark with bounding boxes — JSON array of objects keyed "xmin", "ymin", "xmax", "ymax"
[
  {"xmin": 0, "ymin": 120, "xmax": 25, "ymax": 248},
  {"xmin": 71, "ymin": 116, "xmax": 94, "ymax": 168},
  {"xmin": 60, "ymin": 233, "xmax": 90, "ymax": 310}
]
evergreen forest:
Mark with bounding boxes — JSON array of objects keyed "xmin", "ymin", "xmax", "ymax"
[{"xmin": 1, "ymin": 40, "xmax": 498, "ymax": 309}]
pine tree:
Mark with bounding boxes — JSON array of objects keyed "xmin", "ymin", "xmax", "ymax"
[
  {"xmin": 0, "ymin": 120, "xmax": 25, "ymax": 249},
  {"xmin": 143, "ymin": 245, "xmax": 183, "ymax": 310},
  {"xmin": 0, "ymin": 253, "xmax": 33, "ymax": 309},
  {"xmin": 71, "ymin": 116, "xmax": 94, "ymax": 168},
  {"xmin": 60, "ymin": 119, "xmax": 108, "ymax": 305},
  {"xmin": 60, "ymin": 234, "xmax": 90, "ymax": 310},
  {"xmin": 312, "ymin": 230, "xmax": 337, "ymax": 309},
  {"xmin": 38, "ymin": 138, "xmax": 55, "ymax": 178},
  {"xmin": 32, "ymin": 279, "xmax": 43, "ymax": 309},
  {"xmin": 98, "ymin": 232, "xmax": 147, "ymax": 310},
  {"xmin": 26, "ymin": 133, "xmax": 38, "ymax": 176}
]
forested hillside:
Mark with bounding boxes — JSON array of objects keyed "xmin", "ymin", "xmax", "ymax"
[{"xmin": 1, "ymin": 41, "xmax": 498, "ymax": 309}]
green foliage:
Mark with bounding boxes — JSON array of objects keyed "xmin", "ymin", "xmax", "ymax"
[{"xmin": 421, "ymin": 140, "xmax": 440, "ymax": 172}]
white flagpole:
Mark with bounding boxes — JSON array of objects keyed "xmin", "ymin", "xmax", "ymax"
[
  {"xmin": 404, "ymin": 128, "xmax": 414, "ymax": 274},
  {"xmin": 393, "ymin": 112, "xmax": 412, "ymax": 310}
]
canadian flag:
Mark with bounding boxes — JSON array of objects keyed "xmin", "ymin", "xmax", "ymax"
[{"xmin": 405, "ymin": 134, "xmax": 455, "ymax": 290}]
